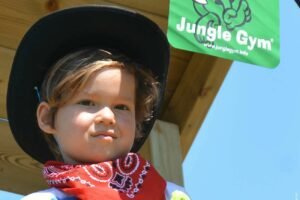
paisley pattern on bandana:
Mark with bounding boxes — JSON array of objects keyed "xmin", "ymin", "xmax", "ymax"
[{"xmin": 43, "ymin": 153, "xmax": 166, "ymax": 200}]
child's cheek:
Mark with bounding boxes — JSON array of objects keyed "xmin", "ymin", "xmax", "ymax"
[
  {"xmin": 69, "ymin": 112, "xmax": 94, "ymax": 132},
  {"xmin": 116, "ymin": 111, "xmax": 136, "ymax": 130},
  {"xmin": 76, "ymin": 111, "xmax": 94, "ymax": 122}
]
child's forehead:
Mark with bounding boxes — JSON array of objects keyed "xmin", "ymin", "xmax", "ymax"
[
  {"xmin": 76, "ymin": 68, "xmax": 136, "ymax": 100},
  {"xmin": 84, "ymin": 67, "xmax": 135, "ymax": 84},
  {"xmin": 77, "ymin": 89, "xmax": 135, "ymax": 102},
  {"xmin": 83, "ymin": 65, "xmax": 135, "ymax": 82}
]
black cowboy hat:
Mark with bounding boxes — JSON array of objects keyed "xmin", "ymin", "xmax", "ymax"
[{"xmin": 7, "ymin": 5, "xmax": 169, "ymax": 163}]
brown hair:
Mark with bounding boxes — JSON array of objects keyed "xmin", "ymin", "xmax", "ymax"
[{"xmin": 39, "ymin": 48, "xmax": 159, "ymax": 160}]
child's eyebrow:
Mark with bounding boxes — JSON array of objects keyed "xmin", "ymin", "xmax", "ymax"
[{"xmin": 79, "ymin": 91, "xmax": 135, "ymax": 103}]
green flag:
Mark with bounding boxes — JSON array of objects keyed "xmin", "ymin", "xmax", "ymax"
[{"xmin": 167, "ymin": 0, "xmax": 280, "ymax": 68}]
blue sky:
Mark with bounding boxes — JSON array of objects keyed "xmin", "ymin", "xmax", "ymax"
[
  {"xmin": 0, "ymin": 190, "xmax": 23, "ymax": 200},
  {"xmin": 183, "ymin": 1, "xmax": 300, "ymax": 200}
]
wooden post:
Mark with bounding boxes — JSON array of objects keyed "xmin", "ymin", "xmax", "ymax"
[{"xmin": 148, "ymin": 120, "xmax": 183, "ymax": 186}]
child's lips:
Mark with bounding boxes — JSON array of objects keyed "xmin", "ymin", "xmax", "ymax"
[{"xmin": 90, "ymin": 131, "xmax": 117, "ymax": 139}]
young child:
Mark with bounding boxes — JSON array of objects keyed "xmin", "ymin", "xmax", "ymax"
[{"xmin": 7, "ymin": 5, "xmax": 190, "ymax": 200}]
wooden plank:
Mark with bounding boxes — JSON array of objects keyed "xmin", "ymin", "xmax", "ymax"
[
  {"xmin": 0, "ymin": 46, "xmax": 14, "ymax": 118},
  {"xmin": 106, "ymin": 0, "xmax": 169, "ymax": 17},
  {"xmin": 170, "ymin": 47, "xmax": 192, "ymax": 61},
  {"xmin": 163, "ymin": 55, "xmax": 190, "ymax": 107},
  {"xmin": 0, "ymin": 0, "xmax": 169, "ymax": 50},
  {"xmin": 149, "ymin": 120, "xmax": 183, "ymax": 185},
  {"xmin": 163, "ymin": 54, "xmax": 216, "ymax": 126},
  {"xmin": 162, "ymin": 54, "xmax": 232, "ymax": 158},
  {"xmin": 0, "ymin": 0, "xmax": 45, "ymax": 50},
  {"xmin": 180, "ymin": 58, "xmax": 231, "ymax": 158},
  {"xmin": 0, "ymin": 123, "xmax": 47, "ymax": 194},
  {"xmin": 57, "ymin": 0, "xmax": 169, "ymax": 31},
  {"xmin": 138, "ymin": 137, "xmax": 152, "ymax": 162}
]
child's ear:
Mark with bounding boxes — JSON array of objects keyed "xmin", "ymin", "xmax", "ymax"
[{"xmin": 36, "ymin": 102, "xmax": 56, "ymax": 134}]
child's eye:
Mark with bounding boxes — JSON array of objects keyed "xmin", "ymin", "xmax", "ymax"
[
  {"xmin": 114, "ymin": 104, "xmax": 130, "ymax": 111},
  {"xmin": 77, "ymin": 100, "xmax": 96, "ymax": 106}
]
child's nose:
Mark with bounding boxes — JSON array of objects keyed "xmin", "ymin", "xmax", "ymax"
[{"xmin": 94, "ymin": 107, "xmax": 116, "ymax": 125}]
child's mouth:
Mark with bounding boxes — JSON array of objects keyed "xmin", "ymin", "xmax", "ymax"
[{"xmin": 90, "ymin": 131, "xmax": 117, "ymax": 139}]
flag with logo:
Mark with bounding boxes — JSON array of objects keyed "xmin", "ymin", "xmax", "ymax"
[{"xmin": 167, "ymin": 0, "xmax": 280, "ymax": 68}]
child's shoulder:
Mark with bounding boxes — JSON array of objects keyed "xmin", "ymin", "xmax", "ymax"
[
  {"xmin": 165, "ymin": 181, "xmax": 191, "ymax": 200},
  {"xmin": 21, "ymin": 182, "xmax": 191, "ymax": 200},
  {"xmin": 21, "ymin": 188, "xmax": 75, "ymax": 200}
]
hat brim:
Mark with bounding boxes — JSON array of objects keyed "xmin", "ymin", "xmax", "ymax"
[{"xmin": 7, "ymin": 5, "xmax": 169, "ymax": 163}]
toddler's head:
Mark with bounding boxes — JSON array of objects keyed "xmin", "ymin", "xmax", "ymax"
[
  {"xmin": 36, "ymin": 48, "xmax": 159, "ymax": 163},
  {"xmin": 7, "ymin": 5, "xmax": 169, "ymax": 164}
]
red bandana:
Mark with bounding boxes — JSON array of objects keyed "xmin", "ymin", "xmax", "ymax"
[{"xmin": 43, "ymin": 153, "xmax": 166, "ymax": 200}]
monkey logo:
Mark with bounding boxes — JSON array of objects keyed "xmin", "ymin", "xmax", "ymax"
[{"xmin": 193, "ymin": 0, "xmax": 252, "ymax": 44}]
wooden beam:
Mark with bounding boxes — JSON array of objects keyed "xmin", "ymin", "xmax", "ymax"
[
  {"xmin": 106, "ymin": 0, "xmax": 169, "ymax": 17},
  {"xmin": 180, "ymin": 57, "xmax": 232, "ymax": 158},
  {"xmin": 138, "ymin": 137, "xmax": 152, "ymax": 162},
  {"xmin": 162, "ymin": 54, "xmax": 232, "ymax": 158},
  {"xmin": 149, "ymin": 120, "xmax": 183, "ymax": 186},
  {"xmin": 0, "ymin": 46, "xmax": 14, "ymax": 118},
  {"xmin": 0, "ymin": 0, "xmax": 168, "ymax": 50},
  {"xmin": 0, "ymin": 123, "xmax": 47, "ymax": 194}
]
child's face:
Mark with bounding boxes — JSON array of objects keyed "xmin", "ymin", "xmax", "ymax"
[{"xmin": 45, "ymin": 67, "xmax": 136, "ymax": 164}]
